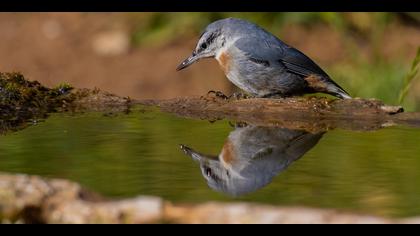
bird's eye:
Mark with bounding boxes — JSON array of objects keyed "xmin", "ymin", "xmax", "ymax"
[
  {"xmin": 200, "ymin": 43, "xmax": 207, "ymax": 50},
  {"xmin": 205, "ymin": 167, "xmax": 212, "ymax": 177}
]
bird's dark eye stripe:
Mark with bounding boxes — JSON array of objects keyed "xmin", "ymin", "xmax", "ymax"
[
  {"xmin": 205, "ymin": 29, "xmax": 221, "ymax": 45},
  {"xmin": 206, "ymin": 33, "xmax": 216, "ymax": 45}
]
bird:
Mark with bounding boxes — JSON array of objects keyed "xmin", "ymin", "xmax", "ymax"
[
  {"xmin": 177, "ymin": 17, "xmax": 351, "ymax": 99},
  {"xmin": 180, "ymin": 124, "xmax": 324, "ymax": 196}
]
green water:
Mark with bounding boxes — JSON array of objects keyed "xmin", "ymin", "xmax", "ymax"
[{"xmin": 1, "ymin": 108, "xmax": 420, "ymax": 218}]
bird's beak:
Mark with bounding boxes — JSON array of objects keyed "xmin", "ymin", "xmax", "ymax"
[
  {"xmin": 179, "ymin": 144, "xmax": 218, "ymax": 162},
  {"xmin": 176, "ymin": 52, "xmax": 199, "ymax": 71}
]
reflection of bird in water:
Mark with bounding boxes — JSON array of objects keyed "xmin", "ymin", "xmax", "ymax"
[{"xmin": 180, "ymin": 124, "xmax": 324, "ymax": 196}]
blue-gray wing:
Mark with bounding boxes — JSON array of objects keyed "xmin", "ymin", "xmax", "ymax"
[
  {"xmin": 234, "ymin": 37, "xmax": 351, "ymax": 99},
  {"xmin": 234, "ymin": 37, "xmax": 329, "ymax": 78}
]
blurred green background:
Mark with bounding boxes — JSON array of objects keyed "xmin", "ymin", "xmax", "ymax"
[{"xmin": 130, "ymin": 12, "xmax": 398, "ymax": 46}]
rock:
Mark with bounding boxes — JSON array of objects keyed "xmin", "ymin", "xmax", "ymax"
[
  {"xmin": 163, "ymin": 202, "xmax": 393, "ymax": 224},
  {"xmin": 2, "ymin": 172, "xmax": 420, "ymax": 224},
  {"xmin": 0, "ymin": 172, "xmax": 162, "ymax": 224},
  {"xmin": 44, "ymin": 196, "xmax": 163, "ymax": 224},
  {"xmin": 0, "ymin": 173, "xmax": 83, "ymax": 222}
]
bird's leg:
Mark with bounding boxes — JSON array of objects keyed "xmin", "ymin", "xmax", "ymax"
[{"xmin": 207, "ymin": 90, "xmax": 229, "ymax": 100}]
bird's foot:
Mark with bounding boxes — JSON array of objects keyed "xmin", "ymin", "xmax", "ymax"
[
  {"xmin": 228, "ymin": 121, "xmax": 248, "ymax": 128},
  {"xmin": 228, "ymin": 92, "xmax": 253, "ymax": 100},
  {"xmin": 207, "ymin": 90, "xmax": 229, "ymax": 100}
]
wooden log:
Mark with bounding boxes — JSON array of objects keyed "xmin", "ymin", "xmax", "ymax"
[{"xmin": 139, "ymin": 94, "xmax": 415, "ymax": 132}]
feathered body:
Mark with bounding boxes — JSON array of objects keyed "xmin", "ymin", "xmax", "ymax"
[{"xmin": 178, "ymin": 18, "xmax": 351, "ymax": 99}]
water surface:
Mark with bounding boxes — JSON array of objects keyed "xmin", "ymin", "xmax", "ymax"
[{"xmin": 0, "ymin": 108, "xmax": 420, "ymax": 218}]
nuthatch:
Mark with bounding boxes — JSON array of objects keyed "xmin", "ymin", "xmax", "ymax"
[
  {"xmin": 177, "ymin": 17, "xmax": 351, "ymax": 99},
  {"xmin": 180, "ymin": 125, "xmax": 324, "ymax": 196}
]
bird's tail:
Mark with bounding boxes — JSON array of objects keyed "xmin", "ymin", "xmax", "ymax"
[
  {"xmin": 326, "ymin": 84, "xmax": 352, "ymax": 99},
  {"xmin": 321, "ymin": 76, "xmax": 352, "ymax": 99},
  {"xmin": 305, "ymin": 75, "xmax": 352, "ymax": 99}
]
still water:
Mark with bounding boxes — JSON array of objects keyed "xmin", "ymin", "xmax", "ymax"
[{"xmin": 1, "ymin": 107, "xmax": 420, "ymax": 218}]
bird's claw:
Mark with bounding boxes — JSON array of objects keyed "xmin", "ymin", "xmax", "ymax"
[
  {"xmin": 207, "ymin": 90, "xmax": 229, "ymax": 100},
  {"xmin": 228, "ymin": 121, "xmax": 248, "ymax": 128},
  {"xmin": 207, "ymin": 90, "xmax": 253, "ymax": 100},
  {"xmin": 228, "ymin": 92, "xmax": 253, "ymax": 100}
]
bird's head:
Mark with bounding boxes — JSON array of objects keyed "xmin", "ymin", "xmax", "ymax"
[{"xmin": 176, "ymin": 23, "xmax": 226, "ymax": 71}]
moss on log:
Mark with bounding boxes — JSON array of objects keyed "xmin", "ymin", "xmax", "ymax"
[{"xmin": 0, "ymin": 72, "xmax": 131, "ymax": 134}]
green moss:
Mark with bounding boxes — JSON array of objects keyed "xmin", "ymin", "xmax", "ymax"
[
  {"xmin": 0, "ymin": 72, "xmax": 76, "ymax": 134},
  {"xmin": 52, "ymin": 82, "xmax": 74, "ymax": 96},
  {"xmin": 0, "ymin": 72, "xmax": 133, "ymax": 135}
]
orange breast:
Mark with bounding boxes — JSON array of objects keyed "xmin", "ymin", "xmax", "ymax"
[
  {"xmin": 221, "ymin": 139, "xmax": 236, "ymax": 167},
  {"xmin": 216, "ymin": 51, "xmax": 231, "ymax": 74}
]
